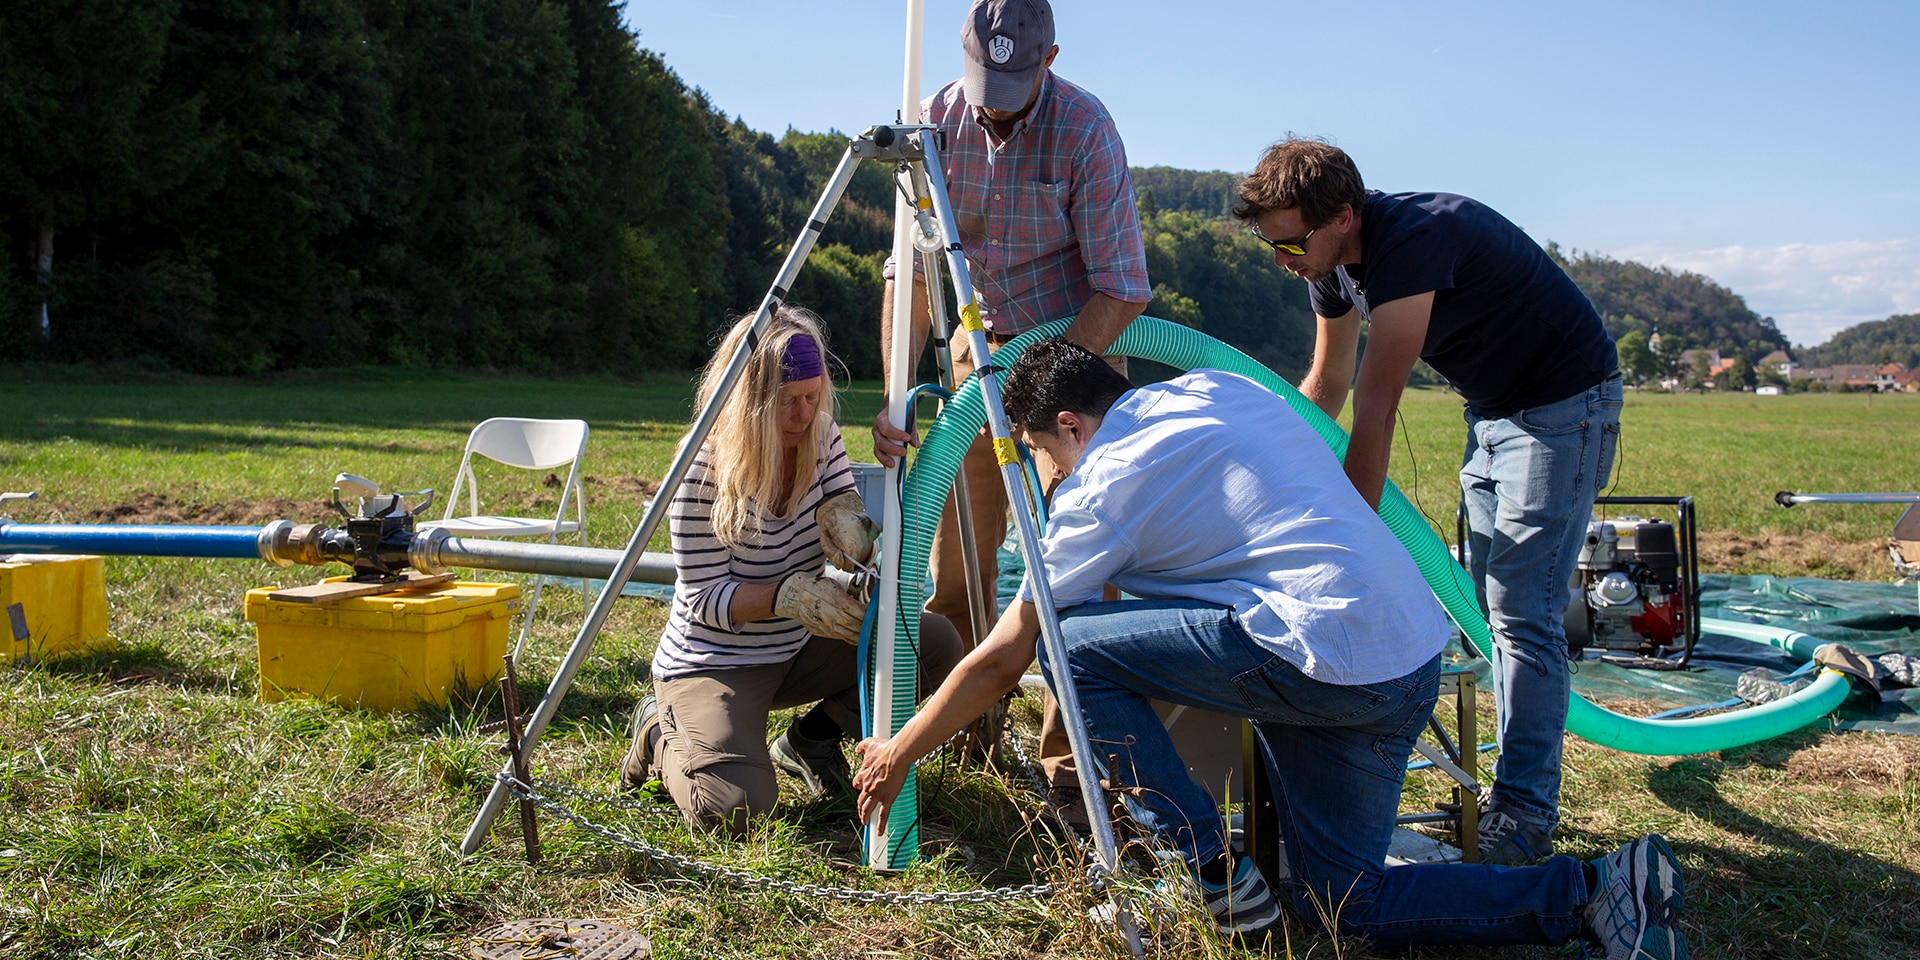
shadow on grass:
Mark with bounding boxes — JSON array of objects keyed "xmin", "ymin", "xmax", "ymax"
[
  {"xmin": 1647, "ymin": 736, "xmax": 1920, "ymax": 957},
  {"xmin": 37, "ymin": 639, "xmax": 243, "ymax": 696}
]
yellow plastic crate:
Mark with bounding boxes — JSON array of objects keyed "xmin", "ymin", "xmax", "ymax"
[
  {"xmin": 246, "ymin": 579, "xmax": 519, "ymax": 712},
  {"xmin": 1, "ymin": 554, "xmax": 115, "ymax": 666}
]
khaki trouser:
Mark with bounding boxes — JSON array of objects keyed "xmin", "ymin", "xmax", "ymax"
[
  {"xmin": 929, "ymin": 333, "xmax": 1126, "ymax": 789},
  {"xmin": 653, "ymin": 615, "xmax": 962, "ymax": 835}
]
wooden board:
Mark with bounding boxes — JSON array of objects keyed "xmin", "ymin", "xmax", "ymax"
[{"xmin": 268, "ymin": 572, "xmax": 457, "ymax": 604}]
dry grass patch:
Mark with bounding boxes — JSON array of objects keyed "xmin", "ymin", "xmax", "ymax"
[
  {"xmin": 1697, "ymin": 529, "xmax": 1896, "ymax": 580},
  {"xmin": 1782, "ymin": 734, "xmax": 1920, "ymax": 788}
]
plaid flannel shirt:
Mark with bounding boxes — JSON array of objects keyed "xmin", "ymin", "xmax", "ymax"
[{"xmin": 895, "ymin": 73, "xmax": 1150, "ymax": 336}]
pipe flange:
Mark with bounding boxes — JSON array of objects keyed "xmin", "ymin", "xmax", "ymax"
[
  {"xmin": 256, "ymin": 520, "xmax": 297, "ymax": 567},
  {"xmin": 409, "ymin": 526, "xmax": 451, "ymax": 576}
]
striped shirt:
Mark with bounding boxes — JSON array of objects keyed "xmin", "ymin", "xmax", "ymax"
[
  {"xmin": 651, "ymin": 430, "xmax": 857, "ymax": 679},
  {"xmin": 891, "ymin": 72, "xmax": 1150, "ymax": 335}
]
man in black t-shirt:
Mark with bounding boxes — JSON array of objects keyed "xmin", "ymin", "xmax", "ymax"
[{"xmin": 1232, "ymin": 139, "xmax": 1622, "ymax": 866}]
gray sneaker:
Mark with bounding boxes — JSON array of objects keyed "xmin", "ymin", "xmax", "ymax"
[
  {"xmin": 617, "ymin": 695, "xmax": 661, "ymax": 794},
  {"xmin": 1584, "ymin": 833, "xmax": 1688, "ymax": 960},
  {"xmin": 1199, "ymin": 856, "xmax": 1283, "ymax": 941},
  {"xmin": 1477, "ymin": 803, "xmax": 1555, "ymax": 865},
  {"xmin": 770, "ymin": 730, "xmax": 853, "ymax": 798}
]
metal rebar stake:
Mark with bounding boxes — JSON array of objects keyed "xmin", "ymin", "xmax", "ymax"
[
  {"xmin": 499, "ymin": 654, "xmax": 541, "ymax": 865},
  {"xmin": 459, "ymin": 146, "xmax": 866, "ymax": 856}
]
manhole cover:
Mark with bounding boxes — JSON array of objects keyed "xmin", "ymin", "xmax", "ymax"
[{"xmin": 470, "ymin": 918, "xmax": 651, "ymax": 960}]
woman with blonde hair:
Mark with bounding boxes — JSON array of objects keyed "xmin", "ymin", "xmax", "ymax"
[{"xmin": 620, "ymin": 306, "xmax": 961, "ymax": 834}]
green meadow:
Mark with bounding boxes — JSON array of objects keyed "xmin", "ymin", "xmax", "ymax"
[{"xmin": 2, "ymin": 365, "xmax": 1917, "ymax": 959}]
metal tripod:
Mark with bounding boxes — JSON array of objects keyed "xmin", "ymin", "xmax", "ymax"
[{"xmin": 455, "ymin": 122, "xmax": 1142, "ymax": 955}]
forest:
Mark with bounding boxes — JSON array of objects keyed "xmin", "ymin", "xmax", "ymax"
[{"xmin": 0, "ymin": 1, "xmax": 1884, "ymax": 381}]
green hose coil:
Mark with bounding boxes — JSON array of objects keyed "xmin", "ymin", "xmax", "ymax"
[{"xmin": 891, "ymin": 316, "xmax": 1849, "ymax": 759}]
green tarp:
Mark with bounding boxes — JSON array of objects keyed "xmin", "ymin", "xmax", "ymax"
[{"xmin": 1565, "ymin": 574, "xmax": 1920, "ymax": 736}]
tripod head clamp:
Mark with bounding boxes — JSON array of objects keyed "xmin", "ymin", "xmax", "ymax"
[{"xmin": 853, "ymin": 124, "xmax": 943, "ymax": 162}]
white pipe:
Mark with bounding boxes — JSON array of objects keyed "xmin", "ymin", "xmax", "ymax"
[{"xmin": 870, "ymin": 0, "xmax": 925, "ymax": 867}]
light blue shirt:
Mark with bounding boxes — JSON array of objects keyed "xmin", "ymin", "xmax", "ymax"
[{"xmin": 1018, "ymin": 370, "xmax": 1451, "ymax": 685}]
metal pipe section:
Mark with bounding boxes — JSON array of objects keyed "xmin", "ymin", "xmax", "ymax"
[
  {"xmin": 910, "ymin": 162, "xmax": 994, "ymax": 650},
  {"xmin": 459, "ymin": 145, "xmax": 869, "ymax": 856},
  {"xmin": 1776, "ymin": 490, "xmax": 1920, "ymax": 507},
  {"xmin": 415, "ymin": 531, "xmax": 674, "ymax": 585}
]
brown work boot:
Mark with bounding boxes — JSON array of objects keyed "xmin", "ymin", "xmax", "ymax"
[{"xmin": 1045, "ymin": 783, "xmax": 1093, "ymax": 843}]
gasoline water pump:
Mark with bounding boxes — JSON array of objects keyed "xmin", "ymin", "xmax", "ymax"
[{"xmin": 1564, "ymin": 496, "xmax": 1701, "ymax": 668}]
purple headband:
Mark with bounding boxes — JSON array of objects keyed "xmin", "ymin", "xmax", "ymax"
[{"xmin": 781, "ymin": 333, "xmax": 824, "ymax": 382}]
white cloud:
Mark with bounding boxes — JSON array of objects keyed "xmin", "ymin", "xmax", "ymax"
[{"xmin": 1606, "ymin": 239, "xmax": 1920, "ymax": 347}]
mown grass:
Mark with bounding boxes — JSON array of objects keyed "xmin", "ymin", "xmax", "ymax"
[{"xmin": 3, "ymin": 364, "xmax": 1918, "ymax": 959}]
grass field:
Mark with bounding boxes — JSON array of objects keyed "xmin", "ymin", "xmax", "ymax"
[{"xmin": 2, "ymin": 363, "xmax": 1918, "ymax": 959}]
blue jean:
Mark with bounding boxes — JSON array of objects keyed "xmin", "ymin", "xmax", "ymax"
[
  {"xmin": 1461, "ymin": 375, "xmax": 1623, "ymax": 828},
  {"xmin": 1048, "ymin": 600, "xmax": 1588, "ymax": 948}
]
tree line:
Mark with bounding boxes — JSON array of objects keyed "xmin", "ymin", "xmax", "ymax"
[
  {"xmin": 1795, "ymin": 313, "xmax": 1920, "ymax": 370},
  {"xmin": 3, "ymin": 0, "xmax": 733, "ymax": 374},
  {"xmin": 0, "ymin": 2, "xmax": 1867, "ymax": 388}
]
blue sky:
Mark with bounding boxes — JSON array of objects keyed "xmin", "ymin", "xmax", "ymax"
[{"xmin": 623, "ymin": 1, "xmax": 1919, "ymax": 347}]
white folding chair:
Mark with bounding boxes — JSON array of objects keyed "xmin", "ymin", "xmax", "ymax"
[{"xmin": 420, "ymin": 417, "xmax": 589, "ymax": 659}]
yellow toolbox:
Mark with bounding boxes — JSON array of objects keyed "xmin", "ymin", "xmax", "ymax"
[
  {"xmin": 246, "ymin": 580, "xmax": 518, "ymax": 712},
  {"xmin": 1, "ymin": 554, "xmax": 114, "ymax": 666}
]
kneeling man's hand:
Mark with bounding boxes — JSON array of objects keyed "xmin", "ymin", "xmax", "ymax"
[{"xmin": 853, "ymin": 737, "xmax": 907, "ymax": 830}]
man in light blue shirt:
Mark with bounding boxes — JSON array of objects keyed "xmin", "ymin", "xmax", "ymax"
[{"xmin": 854, "ymin": 339, "xmax": 1687, "ymax": 959}]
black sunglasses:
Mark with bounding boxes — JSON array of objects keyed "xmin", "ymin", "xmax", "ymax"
[{"xmin": 1249, "ymin": 224, "xmax": 1315, "ymax": 257}]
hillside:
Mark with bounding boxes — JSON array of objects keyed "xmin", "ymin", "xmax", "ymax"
[{"xmin": 1796, "ymin": 313, "xmax": 1920, "ymax": 368}]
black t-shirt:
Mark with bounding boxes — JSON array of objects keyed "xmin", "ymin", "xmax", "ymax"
[{"xmin": 1310, "ymin": 191, "xmax": 1617, "ymax": 417}]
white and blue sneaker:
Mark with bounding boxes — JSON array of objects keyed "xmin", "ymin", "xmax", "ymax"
[
  {"xmin": 1199, "ymin": 856, "xmax": 1283, "ymax": 940},
  {"xmin": 1585, "ymin": 833, "xmax": 1689, "ymax": 960}
]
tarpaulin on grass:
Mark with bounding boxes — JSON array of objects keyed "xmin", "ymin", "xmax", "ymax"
[{"xmin": 1567, "ymin": 574, "xmax": 1920, "ymax": 737}]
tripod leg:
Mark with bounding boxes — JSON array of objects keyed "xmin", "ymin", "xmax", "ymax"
[
  {"xmin": 912, "ymin": 131, "xmax": 1145, "ymax": 958},
  {"xmin": 459, "ymin": 145, "xmax": 867, "ymax": 856}
]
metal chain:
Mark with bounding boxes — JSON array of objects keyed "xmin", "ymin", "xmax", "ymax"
[{"xmin": 497, "ymin": 772, "xmax": 1060, "ymax": 905}]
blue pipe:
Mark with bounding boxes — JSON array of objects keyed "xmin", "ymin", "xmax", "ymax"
[{"xmin": 0, "ymin": 522, "xmax": 267, "ymax": 560}]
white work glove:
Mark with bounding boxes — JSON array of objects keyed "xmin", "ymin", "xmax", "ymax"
[
  {"xmin": 816, "ymin": 490, "xmax": 882, "ymax": 573},
  {"xmin": 774, "ymin": 571, "xmax": 867, "ymax": 643}
]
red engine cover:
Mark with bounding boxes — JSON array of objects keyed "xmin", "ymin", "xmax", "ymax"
[{"xmin": 1630, "ymin": 596, "xmax": 1679, "ymax": 644}]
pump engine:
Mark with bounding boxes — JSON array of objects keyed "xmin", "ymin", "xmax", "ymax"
[{"xmin": 1564, "ymin": 497, "xmax": 1699, "ymax": 668}]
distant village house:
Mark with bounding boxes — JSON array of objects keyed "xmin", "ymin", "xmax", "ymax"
[{"xmin": 1795, "ymin": 362, "xmax": 1910, "ymax": 392}]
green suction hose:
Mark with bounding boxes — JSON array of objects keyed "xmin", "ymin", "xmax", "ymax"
[{"xmin": 893, "ymin": 317, "xmax": 1849, "ymax": 758}]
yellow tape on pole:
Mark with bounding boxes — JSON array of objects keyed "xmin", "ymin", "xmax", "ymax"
[
  {"xmin": 959, "ymin": 303, "xmax": 984, "ymax": 334},
  {"xmin": 992, "ymin": 437, "xmax": 1019, "ymax": 466}
]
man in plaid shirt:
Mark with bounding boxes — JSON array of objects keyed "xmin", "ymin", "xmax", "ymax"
[{"xmin": 870, "ymin": 0, "xmax": 1149, "ymax": 827}]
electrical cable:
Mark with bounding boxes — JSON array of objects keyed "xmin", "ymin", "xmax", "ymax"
[{"xmin": 1395, "ymin": 407, "xmax": 1445, "ymax": 538}]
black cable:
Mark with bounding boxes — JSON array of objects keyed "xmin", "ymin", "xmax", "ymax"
[
  {"xmin": 1601, "ymin": 423, "xmax": 1626, "ymax": 502},
  {"xmin": 1397, "ymin": 408, "xmax": 1445, "ymax": 536}
]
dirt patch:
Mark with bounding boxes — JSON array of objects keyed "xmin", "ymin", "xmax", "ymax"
[
  {"xmin": 1697, "ymin": 529, "xmax": 1893, "ymax": 580},
  {"xmin": 85, "ymin": 492, "xmax": 335, "ymax": 525},
  {"xmin": 588, "ymin": 474, "xmax": 660, "ymax": 501},
  {"xmin": 1783, "ymin": 735, "xmax": 1920, "ymax": 787}
]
